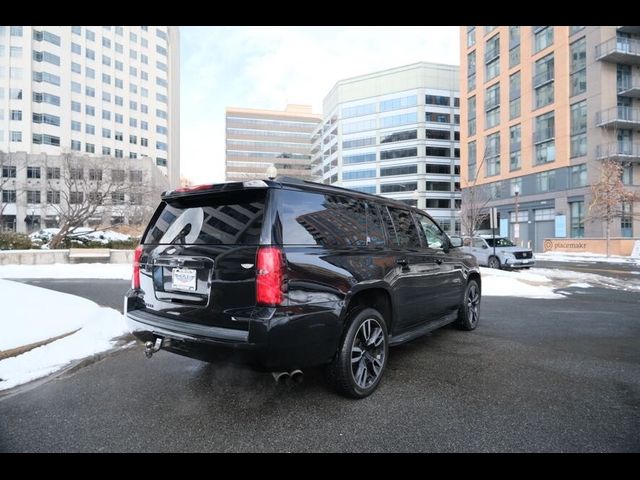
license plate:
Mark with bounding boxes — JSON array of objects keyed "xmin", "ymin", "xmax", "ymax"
[
  {"xmin": 522, "ymin": 259, "xmax": 531, "ymax": 263},
  {"xmin": 171, "ymin": 267, "xmax": 197, "ymax": 291}
]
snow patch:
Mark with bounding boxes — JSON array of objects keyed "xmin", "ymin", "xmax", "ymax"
[
  {"xmin": 480, "ymin": 267, "xmax": 565, "ymax": 299},
  {"xmin": 0, "ymin": 263, "xmax": 132, "ymax": 280},
  {"xmin": 0, "ymin": 279, "xmax": 131, "ymax": 391},
  {"xmin": 535, "ymin": 252, "xmax": 640, "ymax": 265},
  {"xmin": 568, "ymin": 283, "xmax": 592, "ymax": 288}
]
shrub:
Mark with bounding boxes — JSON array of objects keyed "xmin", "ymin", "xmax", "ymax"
[{"xmin": 0, "ymin": 232, "xmax": 35, "ymax": 250}]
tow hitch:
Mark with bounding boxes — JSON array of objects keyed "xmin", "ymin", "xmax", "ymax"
[{"xmin": 144, "ymin": 337, "xmax": 167, "ymax": 358}]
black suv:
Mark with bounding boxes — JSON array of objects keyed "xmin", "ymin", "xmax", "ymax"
[{"xmin": 125, "ymin": 177, "xmax": 481, "ymax": 398}]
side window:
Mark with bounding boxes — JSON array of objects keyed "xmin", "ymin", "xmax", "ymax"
[
  {"xmin": 473, "ymin": 238, "xmax": 486, "ymax": 248},
  {"xmin": 278, "ymin": 190, "xmax": 367, "ymax": 247},
  {"xmin": 366, "ymin": 202, "xmax": 386, "ymax": 247},
  {"xmin": 415, "ymin": 213, "xmax": 447, "ymax": 250},
  {"xmin": 378, "ymin": 205, "xmax": 398, "ymax": 246},
  {"xmin": 387, "ymin": 207, "xmax": 421, "ymax": 248}
]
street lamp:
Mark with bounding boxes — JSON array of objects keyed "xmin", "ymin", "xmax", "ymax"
[{"xmin": 513, "ymin": 184, "xmax": 520, "ymax": 246}]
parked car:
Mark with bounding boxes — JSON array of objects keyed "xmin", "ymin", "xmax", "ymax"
[
  {"xmin": 456, "ymin": 235, "xmax": 534, "ymax": 269},
  {"xmin": 124, "ymin": 177, "xmax": 481, "ymax": 398}
]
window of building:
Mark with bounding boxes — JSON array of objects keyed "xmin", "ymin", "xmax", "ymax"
[
  {"xmin": 27, "ymin": 166, "xmax": 41, "ymax": 179},
  {"xmin": 570, "ymin": 164, "xmax": 587, "ymax": 188},
  {"xmin": 486, "ymin": 132, "xmax": 500, "ymax": 176},
  {"xmin": 510, "ymin": 124, "xmax": 521, "ymax": 171},
  {"xmin": 425, "ymin": 95, "xmax": 450, "ymax": 106},
  {"xmin": 509, "ymin": 26, "xmax": 520, "ymax": 68},
  {"xmin": 70, "ymin": 191, "xmax": 84, "ymax": 204},
  {"xmin": 71, "ymin": 140, "xmax": 81, "ymax": 151},
  {"xmin": 47, "ymin": 190, "xmax": 60, "ymax": 204},
  {"xmin": 570, "ymin": 26, "xmax": 585, "ymax": 35},
  {"xmin": 425, "ymin": 112, "xmax": 449, "ymax": 123},
  {"xmin": 26, "ymin": 190, "xmax": 41, "ymax": 204},
  {"xmin": 468, "ymin": 95, "xmax": 476, "ymax": 136},
  {"xmin": 621, "ymin": 203, "xmax": 633, "ymax": 237},
  {"xmin": 380, "ymin": 95, "xmax": 417, "ymax": 112},
  {"xmin": 10, "ymin": 131, "xmax": 22, "ymax": 142},
  {"xmin": 2, "ymin": 190, "xmax": 17, "ymax": 203},
  {"xmin": 426, "ymin": 199, "xmax": 450, "ymax": 209},
  {"xmin": 622, "ymin": 164, "xmax": 633, "ymax": 186},
  {"xmin": 570, "ymin": 100, "xmax": 587, "ymax": 158},
  {"xmin": 533, "ymin": 26, "xmax": 553, "ymax": 53},
  {"xmin": 425, "ymin": 147, "xmax": 451, "ymax": 157},
  {"xmin": 2, "ymin": 166, "xmax": 17, "ymax": 178},
  {"xmin": 380, "ymin": 165, "xmax": 417, "ymax": 177},
  {"xmin": 85, "ymin": 143, "xmax": 95, "ymax": 153},
  {"xmin": 570, "ymin": 37, "xmax": 587, "ymax": 96},
  {"xmin": 534, "ymin": 53, "xmax": 554, "ymax": 109},
  {"xmin": 10, "ymin": 109, "xmax": 22, "ymax": 121},
  {"xmin": 467, "ymin": 26, "xmax": 476, "ymax": 47},
  {"xmin": 509, "ymin": 71, "xmax": 521, "ymax": 119},
  {"xmin": 343, "ymin": 169, "xmax": 376, "ymax": 180},
  {"xmin": 380, "ymin": 147, "xmax": 417, "ymax": 160},
  {"xmin": 380, "ymin": 112, "xmax": 418, "ymax": 128},
  {"xmin": 485, "ymin": 83, "xmax": 500, "ymax": 129},
  {"xmin": 380, "ymin": 130, "xmax": 416, "ymax": 144},
  {"xmin": 380, "ymin": 182, "xmax": 417, "ymax": 194},
  {"xmin": 570, "ymin": 201, "xmax": 584, "ymax": 237},
  {"xmin": 426, "ymin": 129, "xmax": 451, "ymax": 141},
  {"xmin": 468, "ymin": 140, "xmax": 477, "ymax": 181},
  {"xmin": 536, "ymin": 170, "xmax": 556, "ymax": 193},
  {"xmin": 534, "ymin": 111, "xmax": 555, "ymax": 165},
  {"xmin": 102, "ymin": 146, "xmax": 111, "ymax": 156}
]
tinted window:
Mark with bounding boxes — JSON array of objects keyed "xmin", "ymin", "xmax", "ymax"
[
  {"xmin": 366, "ymin": 202, "xmax": 386, "ymax": 247},
  {"xmin": 143, "ymin": 190, "xmax": 265, "ymax": 245},
  {"xmin": 473, "ymin": 238, "xmax": 486, "ymax": 248},
  {"xmin": 279, "ymin": 190, "xmax": 367, "ymax": 247},
  {"xmin": 415, "ymin": 213, "xmax": 447, "ymax": 249},
  {"xmin": 387, "ymin": 207, "xmax": 421, "ymax": 248}
]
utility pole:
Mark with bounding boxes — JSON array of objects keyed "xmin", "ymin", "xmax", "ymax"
[{"xmin": 514, "ymin": 184, "xmax": 520, "ymax": 247}]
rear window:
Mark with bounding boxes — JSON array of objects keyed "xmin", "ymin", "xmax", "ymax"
[{"xmin": 143, "ymin": 190, "xmax": 266, "ymax": 245}]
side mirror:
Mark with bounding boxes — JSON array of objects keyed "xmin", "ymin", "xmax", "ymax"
[
  {"xmin": 449, "ymin": 236, "xmax": 463, "ymax": 248},
  {"xmin": 482, "ymin": 244, "xmax": 488, "ymax": 249}
]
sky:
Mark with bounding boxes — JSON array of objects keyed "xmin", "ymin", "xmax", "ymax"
[{"xmin": 179, "ymin": 26, "xmax": 460, "ymax": 183}]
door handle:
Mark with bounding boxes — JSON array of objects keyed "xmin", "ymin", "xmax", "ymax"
[
  {"xmin": 435, "ymin": 258, "xmax": 443, "ymax": 265},
  {"xmin": 396, "ymin": 258, "xmax": 409, "ymax": 266}
]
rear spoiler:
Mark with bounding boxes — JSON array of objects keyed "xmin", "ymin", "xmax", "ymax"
[{"xmin": 161, "ymin": 180, "xmax": 281, "ymax": 201}]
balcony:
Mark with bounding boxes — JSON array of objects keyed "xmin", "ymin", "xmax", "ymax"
[
  {"xmin": 617, "ymin": 78, "xmax": 640, "ymax": 98},
  {"xmin": 617, "ymin": 26, "xmax": 640, "ymax": 35},
  {"xmin": 596, "ymin": 106, "xmax": 640, "ymax": 129},
  {"xmin": 533, "ymin": 127, "xmax": 555, "ymax": 144},
  {"xmin": 484, "ymin": 47, "xmax": 500, "ymax": 63},
  {"xmin": 595, "ymin": 37, "xmax": 640, "ymax": 64},
  {"xmin": 596, "ymin": 144, "xmax": 640, "ymax": 162}
]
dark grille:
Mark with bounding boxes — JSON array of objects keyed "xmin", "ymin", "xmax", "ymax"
[{"xmin": 514, "ymin": 251, "xmax": 532, "ymax": 259}]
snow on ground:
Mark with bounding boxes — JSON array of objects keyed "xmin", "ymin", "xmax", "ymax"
[
  {"xmin": 535, "ymin": 251, "xmax": 640, "ymax": 265},
  {"xmin": 29, "ymin": 227, "xmax": 131, "ymax": 244},
  {"xmin": 0, "ymin": 263, "xmax": 132, "ymax": 280},
  {"xmin": 480, "ymin": 267, "xmax": 565, "ymax": 299},
  {"xmin": 0, "ymin": 279, "xmax": 130, "ymax": 391},
  {"xmin": 480, "ymin": 265, "xmax": 640, "ymax": 299}
]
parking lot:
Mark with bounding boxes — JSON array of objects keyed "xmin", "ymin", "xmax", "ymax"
[{"xmin": 1, "ymin": 281, "xmax": 638, "ymax": 452}]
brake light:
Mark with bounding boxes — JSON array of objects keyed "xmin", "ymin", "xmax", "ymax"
[
  {"xmin": 132, "ymin": 245, "xmax": 143, "ymax": 289},
  {"xmin": 173, "ymin": 184, "xmax": 214, "ymax": 193},
  {"xmin": 256, "ymin": 247, "xmax": 284, "ymax": 306}
]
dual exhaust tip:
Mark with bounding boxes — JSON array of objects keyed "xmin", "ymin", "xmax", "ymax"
[{"xmin": 272, "ymin": 369, "xmax": 304, "ymax": 385}]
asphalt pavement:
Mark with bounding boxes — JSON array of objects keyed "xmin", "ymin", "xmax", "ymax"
[{"xmin": 0, "ymin": 276, "xmax": 638, "ymax": 452}]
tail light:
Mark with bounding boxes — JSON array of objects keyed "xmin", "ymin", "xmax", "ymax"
[
  {"xmin": 256, "ymin": 247, "xmax": 284, "ymax": 306},
  {"xmin": 132, "ymin": 245, "xmax": 143, "ymax": 289}
]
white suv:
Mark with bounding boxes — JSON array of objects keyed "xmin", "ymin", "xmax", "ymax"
[{"xmin": 457, "ymin": 236, "xmax": 534, "ymax": 270}]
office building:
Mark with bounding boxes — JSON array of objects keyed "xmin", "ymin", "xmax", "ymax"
[
  {"xmin": 0, "ymin": 26, "xmax": 180, "ymax": 192},
  {"xmin": 460, "ymin": 26, "xmax": 640, "ymax": 251},
  {"xmin": 311, "ymin": 62, "xmax": 461, "ymax": 234},
  {"xmin": 225, "ymin": 104, "xmax": 321, "ymax": 181}
]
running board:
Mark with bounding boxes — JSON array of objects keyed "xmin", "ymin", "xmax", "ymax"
[{"xmin": 389, "ymin": 310, "xmax": 459, "ymax": 346}]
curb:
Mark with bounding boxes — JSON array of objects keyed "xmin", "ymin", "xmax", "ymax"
[{"xmin": 0, "ymin": 329, "xmax": 81, "ymax": 361}]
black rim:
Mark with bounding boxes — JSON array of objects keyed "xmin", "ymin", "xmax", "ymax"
[
  {"xmin": 467, "ymin": 284, "xmax": 480, "ymax": 326},
  {"xmin": 351, "ymin": 318, "xmax": 385, "ymax": 389}
]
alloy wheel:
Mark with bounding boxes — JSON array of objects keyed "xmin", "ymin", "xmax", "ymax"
[
  {"xmin": 351, "ymin": 318, "xmax": 386, "ymax": 389},
  {"xmin": 467, "ymin": 283, "xmax": 480, "ymax": 327}
]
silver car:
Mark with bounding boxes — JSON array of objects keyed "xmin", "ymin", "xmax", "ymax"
[{"xmin": 458, "ymin": 236, "xmax": 535, "ymax": 270}]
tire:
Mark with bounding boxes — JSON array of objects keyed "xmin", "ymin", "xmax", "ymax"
[
  {"xmin": 457, "ymin": 279, "xmax": 481, "ymax": 331},
  {"xmin": 326, "ymin": 307, "xmax": 389, "ymax": 399},
  {"xmin": 488, "ymin": 256, "xmax": 501, "ymax": 269}
]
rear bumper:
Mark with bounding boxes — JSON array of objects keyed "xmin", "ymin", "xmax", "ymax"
[{"xmin": 125, "ymin": 295, "xmax": 342, "ymax": 371}]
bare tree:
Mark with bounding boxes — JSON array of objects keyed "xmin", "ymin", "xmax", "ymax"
[
  {"xmin": 460, "ymin": 142, "xmax": 496, "ymax": 236},
  {"xmin": 587, "ymin": 158, "xmax": 640, "ymax": 257},
  {"xmin": 46, "ymin": 153, "xmax": 129, "ymax": 249}
]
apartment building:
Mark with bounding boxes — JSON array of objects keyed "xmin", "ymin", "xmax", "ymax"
[
  {"xmin": 311, "ymin": 62, "xmax": 461, "ymax": 233},
  {"xmin": 225, "ymin": 104, "xmax": 321, "ymax": 181},
  {"xmin": 460, "ymin": 26, "xmax": 640, "ymax": 251}
]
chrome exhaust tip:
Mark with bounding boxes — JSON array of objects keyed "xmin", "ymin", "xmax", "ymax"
[
  {"xmin": 272, "ymin": 371, "xmax": 290, "ymax": 384},
  {"xmin": 290, "ymin": 369, "xmax": 304, "ymax": 384}
]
